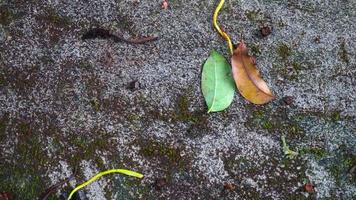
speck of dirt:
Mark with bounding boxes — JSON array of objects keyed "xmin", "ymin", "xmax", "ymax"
[
  {"xmin": 338, "ymin": 39, "xmax": 349, "ymax": 64},
  {"xmin": 154, "ymin": 178, "xmax": 167, "ymax": 190},
  {"xmin": 314, "ymin": 36, "xmax": 321, "ymax": 43},
  {"xmin": 304, "ymin": 183, "xmax": 314, "ymax": 193},
  {"xmin": 223, "ymin": 183, "xmax": 237, "ymax": 191},
  {"xmin": 250, "ymin": 44, "xmax": 261, "ymax": 56},
  {"xmin": 260, "ymin": 25, "xmax": 272, "ymax": 37},
  {"xmin": 282, "ymin": 96, "xmax": 294, "ymax": 106},
  {"xmin": 127, "ymin": 80, "xmax": 140, "ymax": 91}
]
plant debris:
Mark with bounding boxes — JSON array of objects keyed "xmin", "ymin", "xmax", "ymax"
[
  {"xmin": 38, "ymin": 173, "xmax": 75, "ymax": 200},
  {"xmin": 82, "ymin": 28, "xmax": 158, "ymax": 44},
  {"xmin": 82, "ymin": 28, "xmax": 112, "ymax": 40},
  {"xmin": 281, "ymin": 135, "xmax": 298, "ymax": 159}
]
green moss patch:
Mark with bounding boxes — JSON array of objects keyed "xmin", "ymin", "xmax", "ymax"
[
  {"xmin": 66, "ymin": 130, "xmax": 114, "ymax": 170},
  {"xmin": 245, "ymin": 105, "xmax": 305, "ymax": 138},
  {"xmin": 327, "ymin": 145, "xmax": 356, "ymax": 185},
  {"xmin": 0, "ymin": 120, "xmax": 53, "ymax": 199},
  {"xmin": 300, "ymin": 147, "xmax": 328, "ymax": 160},
  {"xmin": 245, "ymin": 9, "xmax": 266, "ymax": 24},
  {"xmin": 276, "ymin": 43, "xmax": 292, "ymax": 60},
  {"xmin": 338, "ymin": 39, "xmax": 349, "ymax": 64},
  {"xmin": 0, "ymin": 7, "xmax": 16, "ymax": 26},
  {"xmin": 139, "ymin": 140, "xmax": 186, "ymax": 168}
]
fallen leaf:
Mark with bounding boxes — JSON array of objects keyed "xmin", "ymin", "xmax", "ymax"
[
  {"xmin": 231, "ymin": 41, "xmax": 275, "ymax": 104},
  {"xmin": 202, "ymin": 50, "xmax": 235, "ymax": 112}
]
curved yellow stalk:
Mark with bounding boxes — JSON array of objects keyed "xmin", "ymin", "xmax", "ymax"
[
  {"xmin": 213, "ymin": 0, "xmax": 234, "ymax": 54},
  {"xmin": 68, "ymin": 169, "xmax": 143, "ymax": 200}
]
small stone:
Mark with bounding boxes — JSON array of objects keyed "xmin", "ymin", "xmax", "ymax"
[
  {"xmin": 154, "ymin": 178, "xmax": 167, "ymax": 190},
  {"xmin": 304, "ymin": 183, "xmax": 314, "ymax": 193},
  {"xmin": 260, "ymin": 25, "xmax": 272, "ymax": 37},
  {"xmin": 282, "ymin": 96, "xmax": 294, "ymax": 105}
]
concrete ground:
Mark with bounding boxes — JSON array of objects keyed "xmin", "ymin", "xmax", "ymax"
[{"xmin": 0, "ymin": 0, "xmax": 355, "ymax": 199}]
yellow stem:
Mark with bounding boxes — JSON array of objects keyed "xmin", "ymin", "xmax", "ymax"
[
  {"xmin": 68, "ymin": 169, "xmax": 143, "ymax": 200},
  {"xmin": 213, "ymin": 0, "xmax": 234, "ymax": 54}
]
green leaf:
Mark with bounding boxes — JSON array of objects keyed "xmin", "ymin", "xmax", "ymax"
[{"xmin": 201, "ymin": 50, "xmax": 235, "ymax": 112}]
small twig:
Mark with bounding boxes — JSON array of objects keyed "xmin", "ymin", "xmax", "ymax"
[
  {"xmin": 38, "ymin": 173, "xmax": 75, "ymax": 200},
  {"xmin": 111, "ymin": 34, "xmax": 158, "ymax": 44},
  {"xmin": 82, "ymin": 28, "xmax": 158, "ymax": 44}
]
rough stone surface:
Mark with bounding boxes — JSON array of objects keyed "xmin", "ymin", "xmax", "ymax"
[{"xmin": 0, "ymin": 0, "xmax": 355, "ymax": 199}]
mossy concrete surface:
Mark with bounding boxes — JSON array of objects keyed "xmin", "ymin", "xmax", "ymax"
[{"xmin": 0, "ymin": 0, "xmax": 355, "ymax": 199}]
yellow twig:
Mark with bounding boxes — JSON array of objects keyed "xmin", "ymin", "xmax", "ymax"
[
  {"xmin": 68, "ymin": 169, "xmax": 143, "ymax": 200},
  {"xmin": 213, "ymin": 0, "xmax": 234, "ymax": 54}
]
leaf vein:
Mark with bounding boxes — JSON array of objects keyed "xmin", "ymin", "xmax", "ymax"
[{"xmin": 208, "ymin": 57, "xmax": 218, "ymax": 113}]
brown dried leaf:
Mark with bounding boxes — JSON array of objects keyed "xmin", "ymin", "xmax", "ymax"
[{"xmin": 231, "ymin": 41, "xmax": 275, "ymax": 104}]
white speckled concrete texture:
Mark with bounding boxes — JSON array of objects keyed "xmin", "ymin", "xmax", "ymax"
[{"xmin": 0, "ymin": 0, "xmax": 355, "ymax": 199}]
